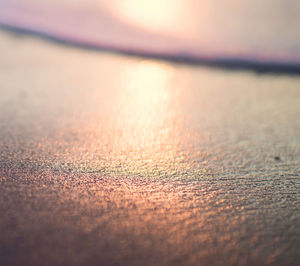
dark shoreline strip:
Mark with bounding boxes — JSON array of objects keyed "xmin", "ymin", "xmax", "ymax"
[{"xmin": 1, "ymin": 23, "xmax": 300, "ymax": 75}]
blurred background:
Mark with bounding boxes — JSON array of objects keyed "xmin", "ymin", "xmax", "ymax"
[{"xmin": 1, "ymin": 0, "xmax": 300, "ymax": 64}]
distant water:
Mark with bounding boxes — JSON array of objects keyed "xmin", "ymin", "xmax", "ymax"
[{"xmin": 0, "ymin": 0, "xmax": 300, "ymax": 69}]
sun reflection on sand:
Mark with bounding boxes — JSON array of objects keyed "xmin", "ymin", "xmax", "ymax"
[
  {"xmin": 27, "ymin": 56, "xmax": 213, "ymax": 177},
  {"xmin": 111, "ymin": 61, "xmax": 185, "ymax": 173},
  {"xmin": 40, "ymin": 58, "xmax": 194, "ymax": 176}
]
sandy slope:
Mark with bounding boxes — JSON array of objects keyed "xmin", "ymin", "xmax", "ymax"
[{"xmin": 0, "ymin": 31, "xmax": 299, "ymax": 266}]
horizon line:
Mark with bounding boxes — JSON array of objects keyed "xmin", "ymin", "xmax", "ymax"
[{"xmin": 1, "ymin": 23, "xmax": 300, "ymax": 75}]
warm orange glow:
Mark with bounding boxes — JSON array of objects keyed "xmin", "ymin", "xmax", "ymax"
[
  {"xmin": 119, "ymin": 61, "xmax": 173, "ymax": 110},
  {"xmin": 105, "ymin": 0, "xmax": 188, "ymax": 35}
]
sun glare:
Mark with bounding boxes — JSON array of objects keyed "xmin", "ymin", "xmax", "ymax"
[{"xmin": 105, "ymin": 0, "xmax": 187, "ymax": 35}]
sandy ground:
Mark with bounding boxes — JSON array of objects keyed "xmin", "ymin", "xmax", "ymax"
[{"xmin": 0, "ymin": 30, "xmax": 300, "ymax": 266}]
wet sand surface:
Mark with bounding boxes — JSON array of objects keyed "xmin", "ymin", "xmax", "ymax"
[{"xmin": 0, "ymin": 31, "xmax": 299, "ymax": 265}]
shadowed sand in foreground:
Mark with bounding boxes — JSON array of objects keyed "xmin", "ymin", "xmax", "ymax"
[{"xmin": 0, "ymin": 31, "xmax": 299, "ymax": 266}]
